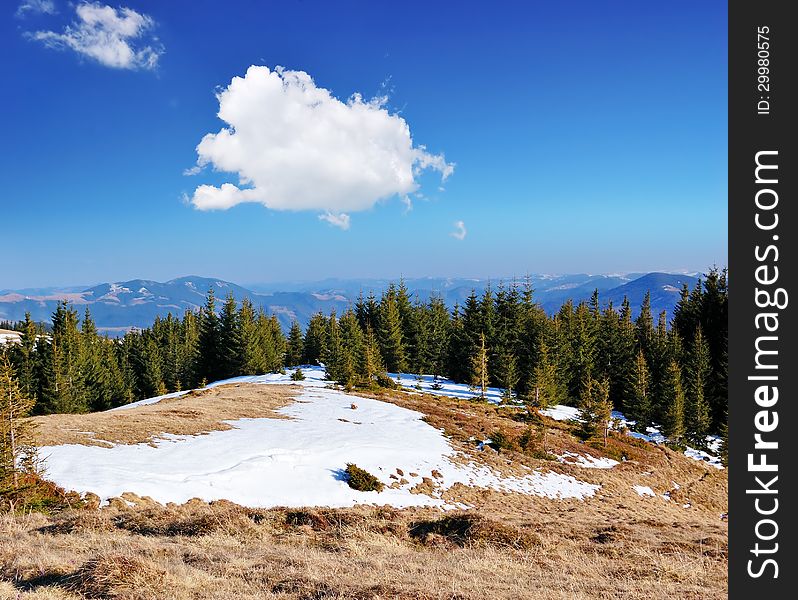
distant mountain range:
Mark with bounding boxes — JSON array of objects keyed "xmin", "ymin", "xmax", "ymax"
[{"xmin": 0, "ymin": 272, "xmax": 699, "ymax": 335}]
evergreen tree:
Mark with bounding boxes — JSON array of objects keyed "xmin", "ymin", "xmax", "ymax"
[
  {"xmin": 635, "ymin": 291, "xmax": 655, "ymax": 355},
  {"xmin": 531, "ymin": 341, "xmax": 560, "ymax": 409},
  {"xmin": 578, "ymin": 376, "xmax": 612, "ymax": 445},
  {"xmin": 424, "ymin": 295, "xmax": 450, "ymax": 380},
  {"xmin": 685, "ymin": 327, "xmax": 711, "ymax": 446},
  {"xmin": 362, "ymin": 324, "xmax": 384, "ymax": 383},
  {"xmin": 13, "ymin": 313, "xmax": 38, "ymax": 400},
  {"xmin": 194, "ymin": 288, "xmax": 222, "ymax": 384},
  {"xmin": 285, "ymin": 321, "xmax": 304, "ymax": 367},
  {"xmin": 377, "ymin": 285, "xmax": 407, "ymax": 373},
  {"xmin": 470, "ymin": 333, "xmax": 489, "ymax": 398},
  {"xmin": 661, "ymin": 360, "xmax": 686, "ymax": 444},
  {"xmin": 322, "ymin": 312, "xmax": 344, "ymax": 383},
  {"xmin": 628, "ymin": 350, "xmax": 652, "ymax": 431},
  {"xmin": 0, "ymin": 357, "xmax": 37, "ymax": 490},
  {"xmin": 218, "ymin": 293, "xmax": 242, "ymax": 379},
  {"xmin": 338, "ymin": 310, "xmax": 366, "ymax": 387},
  {"xmin": 302, "ymin": 313, "xmax": 327, "ymax": 365},
  {"xmin": 238, "ymin": 298, "xmax": 266, "ymax": 374}
]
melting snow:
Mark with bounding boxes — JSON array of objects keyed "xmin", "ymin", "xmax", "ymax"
[
  {"xmin": 558, "ymin": 452, "xmax": 619, "ymax": 469},
  {"xmin": 41, "ymin": 367, "xmax": 599, "ymax": 508},
  {"xmin": 633, "ymin": 485, "xmax": 656, "ymax": 497}
]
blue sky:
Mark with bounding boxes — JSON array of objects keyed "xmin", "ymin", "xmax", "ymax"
[{"xmin": 1, "ymin": 1, "xmax": 727, "ymax": 288}]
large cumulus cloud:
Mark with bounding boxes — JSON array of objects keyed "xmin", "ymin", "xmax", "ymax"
[{"xmin": 188, "ymin": 66, "xmax": 453, "ymax": 228}]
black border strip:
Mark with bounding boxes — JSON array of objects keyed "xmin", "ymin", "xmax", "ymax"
[{"xmin": 729, "ymin": 1, "xmax": 795, "ymax": 596}]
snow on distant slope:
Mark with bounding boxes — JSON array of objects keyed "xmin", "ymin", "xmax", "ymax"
[
  {"xmin": 389, "ymin": 372, "xmax": 508, "ymax": 405},
  {"xmin": 392, "ymin": 371, "xmax": 724, "ymax": 469},
  {"xmin": 41, "ymin": 367, "xmax": 599, "ymax": 508}
]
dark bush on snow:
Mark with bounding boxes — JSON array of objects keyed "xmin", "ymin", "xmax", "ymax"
[{"xmin": 344, "ymin": 463, "xmax": 384, "ymax": 492}]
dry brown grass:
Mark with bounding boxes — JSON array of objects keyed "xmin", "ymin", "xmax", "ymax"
[
  {"xmin": 2, "ymin": 382, "xmax": 727, "ymax": 598},
  {"xmin": 1, "ymin": 498, "xmax": 726, "ymax": 600},
  {"xmin": 31, "ymin": 384, "xmax": 298, "ymax": 447}
]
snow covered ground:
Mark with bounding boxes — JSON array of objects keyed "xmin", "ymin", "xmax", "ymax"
[
  {"xmin": 40, "ymin": 367, "xmax": 599, "ymax": 508},
  {"xmin": 392, "ymin": 372, "xmax": 723, "ymax": 469},
  {"xmin": 388, "ymin": 372, "xmax": 509, "ymax": 404}
]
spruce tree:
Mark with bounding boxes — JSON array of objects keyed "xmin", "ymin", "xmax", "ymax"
[
  {"xmin": 425, "ymin": 295, "xmax": 450, "ymax": 380},
  {"xmin": 322, "ymin": 312, "xmax": 343, "ymax": 383},
  {"xmin": 194, "ymin": 288, "xmax": 222, "ymax": 384},
  {"xmin": 238, "ymin": 298, "xmax": 266, "ymax": 374},
  {"xmin": 470, "ymin": 333, "xmax": 489, "ymax": 399},
  {"xmin": 302, "ymin": 313, "xmax": 327, "ymax": 365},
  {"xmin": 362, "ymin": 324, "xmax": 384, "ymax": 383},
  {"xmin": 339, "ymin": 310, "xmax": 366, "ymax": 387},
  {"xmin": 285, "ymin": 321, "xmax": 304, "ymax": 367},
  {"xmin": 578, "ymin": 376, "xmax": 612, "ymax": 445},
  {"xmin": 377, "ymin": 286, "xmax": 407, "ymax": 373},
  {"xmin": 628, "ymin": 350, "xmax": 652, "ymax": 431},
  {"xmin": 685, "ymin": 327, "xmax": 711, "ymax": 446},
  {"xmin": 531, "ymin": 341, "xmax": 560, "ymax": 409},
  {"xmin": 661, "ymin": 360, "xmax": 686, "ymax": 445},
  {"xmin": 13, "ymin": 313, "xmax": 38, "ymax": 401},
  {"xmin": 0, "ymin": 357, "xmax": 37, "ymax": 489},
  {"xmin": 218, "ymin": 293, "xmax": 242, "ymax": 379}
]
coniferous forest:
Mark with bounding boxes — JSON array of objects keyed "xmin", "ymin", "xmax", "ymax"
[{"xmin": 1, "ymin": 268, "xmax": 728, "ymax": 450}]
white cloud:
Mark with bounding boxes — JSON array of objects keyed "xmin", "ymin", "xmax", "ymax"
[
  {"xmin": 187, "ymin": 65, "xmax": 454, "ymax": 226},
  {"xmin": 28, "ymin": 2, "xmax": 163, "ymax": 70},
  {"xmin": 450, "ymin": 220, "xmax": 467, "ymax": 240},
  {"xmin": 16, "ymin": 0, "xmax": 57, "ymax": 17},
  {"xmin": 318, "ymin": 211, "xmax": 351, "ymax": 230}
]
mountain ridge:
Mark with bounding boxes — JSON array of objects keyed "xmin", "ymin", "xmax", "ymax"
[{"xmin": 0, "ymin": 272, "xmax": 699, "ymax": 334}]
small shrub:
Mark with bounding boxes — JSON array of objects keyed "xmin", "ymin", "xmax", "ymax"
[
  {"xmin": 344, "ymin": 463, "xmax": 384, "ymax": 492},
  {"xmin": 68, "ymin": 554, "xmax": 166, "ymax": 599},
  {"xmin": 291, "ymin": 368, "xmax": 306, "ymax": 381},
  {"xmin": 487, "ymin": 430, "xmax": 517, "ymax": 452},
  {"xmin": 409, "ymin": 513, "xmax": 540, "ymax": 549},
  {"xmin": 375, "ymin": 373, "xmax": 399, "ymax": 389},
  {"xmin": 528, "ymin": 449, "xmax": 557, "ymax": 461},
  {"xmin": 586, "ymin": 440, "xmax": 626, "ymax": 462}
]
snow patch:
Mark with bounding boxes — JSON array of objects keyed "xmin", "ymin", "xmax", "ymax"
[
  {"xmin": 558, "ymin": 452, "xmax": 619, "ymax": 469},
  {"xmin": 42, "ymin": 367, "xmax": 599, "ymax": 508},
  {"xmin": 633, "ymin": 485, "xmax": 656, "ymax": 497}
]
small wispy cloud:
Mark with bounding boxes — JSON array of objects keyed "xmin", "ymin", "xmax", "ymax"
[
  {"xmin": 15, "ymin": 0, "xmax": 57, "ymax": 18},
  {"xmin": 450, "ymin": 220, "xmax": 467, "ymax": 241},
  {"xmin": 28, "ymin": 2, "xmax": 163, "ymax": 71},
  {"xmin": 319, "ymin": 211, "xmax": 351, "ymax": 230}
]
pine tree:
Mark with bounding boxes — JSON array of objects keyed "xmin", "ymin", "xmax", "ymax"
[
  {"xmin": 531, "ymin": 340, "xmax": 560, "ymax": 409},
  {"xmin": 470, "ymin": 333, "xmax": 489, "ymax": 399},
  {"xmin": 661, "ymin": 360, "xmax": 686, "ymax": 444},
  {"xmin": 362, "ymin": 324, "xmax": 384, "ymax": 383},
  {"xmin": 302, "ymin": 313, "xmax": 327, "ymax": 365},
  {"xmin": 0, "ymin": 357, "xmax": 37, "ymax": 490},
  {"xmin": 13, "ymin": 313, "xmax": 38, "ymax": 401},
  {"xmin": 322, "ymin": 312, "xmax": 344, "ymax": 383},
  {"xmin": 238, "ymin": 298, "xmax": 266, "ymax": 374},
  {"xmin": 424, "ymin": 295, "xmax": 450, "ymax": 380},
  {"xmin": 339, "ymin": 310, "xmax": 366, "ymax": 387},
  {"xmin": 218, "ymin": 293, "xmax": 242, "ymax": 379},
  {"xmin": 578, "ymin": 376, "xmax": 612, "ymax": 446},
  {"xmin": 285, "ymin": 321, "xmax": 304, "ymax": 367},
  {"xmin": 628, "ymin": 350, "xmax": 652, "ymax": 431},
  {"xmin": 194, "ymin": 289, "xmax": 221, "ymax": 384},
  {"xmin": 635, "ymin": 291, "xmax": 655, "ymax": 355},
  {"xmin": 685, "ymin": 327, "xmax": 711, "ymax": 446},
  {"xmin": 377, "ymin": 286, "xmax": 407, "ymax": 373}
]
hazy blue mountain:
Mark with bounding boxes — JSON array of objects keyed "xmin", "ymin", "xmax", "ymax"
[{"xmin": 0, "ymin": 272, "xmax": 699, "ymax": 335}]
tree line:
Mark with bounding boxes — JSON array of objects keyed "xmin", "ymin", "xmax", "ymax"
[{"xmin": 1, "ymin": 268, "xmax": 728, "ymax": 451}]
